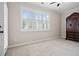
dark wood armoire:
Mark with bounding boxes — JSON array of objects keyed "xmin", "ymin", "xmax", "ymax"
[{"xmin": 66, "ymin": 12, "xmax": 79, "ymax": 42}]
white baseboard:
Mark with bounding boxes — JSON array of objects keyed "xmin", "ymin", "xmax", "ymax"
[{"xmin": 8, "ymin": 37, "xmax": 59, "ymax": 48}]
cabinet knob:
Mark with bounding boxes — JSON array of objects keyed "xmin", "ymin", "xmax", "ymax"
[
  {"xmin": 78, "ymin": 24, "xmax": 79, "ymax": 26},
  {"xmin": 70, "ymin": 24, "xmax": 72, "ymax": 26}
]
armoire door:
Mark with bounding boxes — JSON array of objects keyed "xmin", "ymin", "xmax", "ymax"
[
  {"xmin": 66, "ymin": 19, "xmax": 75, "ymax": 32},
  {"xmin": 75, "ymin": 19, "xmax": 79, "ymax": 41},
  {"xmin": 75, "ymin": 20, "xmax": 79, "ymax": 32},
  {"xmin": 66, "ymin": 18, "xmax": 75, "ymax": 39}
]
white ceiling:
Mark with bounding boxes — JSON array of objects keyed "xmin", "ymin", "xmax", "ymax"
[{"xmin": 28, "ymin": 2, "xmax": 79, "ymax": 14}]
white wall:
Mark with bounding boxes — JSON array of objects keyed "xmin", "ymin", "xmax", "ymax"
[
  {"xmin": 7, "ymin": 2, "xmax": 61, "ymax": 47},
  {"xmin": 0, "ymin": 2, "xmax": 4, "ymax": 56},
  {"xmin": 61, "ymin": 7, "xmax": 79, "ymax": 38}
]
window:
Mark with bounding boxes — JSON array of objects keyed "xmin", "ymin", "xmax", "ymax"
[{"xmin": 21, "ymin": 7, "xmax": 50, "ymax": 31}]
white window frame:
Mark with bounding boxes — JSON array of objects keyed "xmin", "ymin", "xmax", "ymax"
[{"xmin": 20, "ymin": 6, "xmax": 50, "ymax": 32}]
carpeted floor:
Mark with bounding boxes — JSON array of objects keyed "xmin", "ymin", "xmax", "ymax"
[{"xmin": 6, "ymin": 38, "xmax": 79, "ymax": 56}]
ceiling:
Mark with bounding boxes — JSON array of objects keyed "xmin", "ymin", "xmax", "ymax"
[{"xmin": 28, "ymin": 2, "xmax": 79, "ymax": 14}]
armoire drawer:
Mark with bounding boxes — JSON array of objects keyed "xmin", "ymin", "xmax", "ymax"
[
  {"xmin": 75, "ymin": 36, "xmax": 79, "ymax": 38},
  {"xmin": 75, "ymin": 38, "xmax": 79, "ymax": 42},
  {"xmin": 75, "ymin": 33, "xmax": 79, "ymax": 36},
  {"xmin": 75, "ymin": 33, "xmax": 79, "ymax": 38},
  {"xmin": 66, "ymin": 37, "xmax": 73, "ymax": 40},
  {"xmin": 67, "ymin": 33, "xmax": 74, "ymax": 38}
]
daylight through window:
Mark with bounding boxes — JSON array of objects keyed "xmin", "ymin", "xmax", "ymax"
[{"xmin": 21, "ymin": 7, "xmax": 49, "ymax": 31}]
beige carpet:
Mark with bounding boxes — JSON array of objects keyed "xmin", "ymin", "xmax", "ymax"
[{"xmin": 6, "ymin": 38, "xmax": 79, "ymax": 56}]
